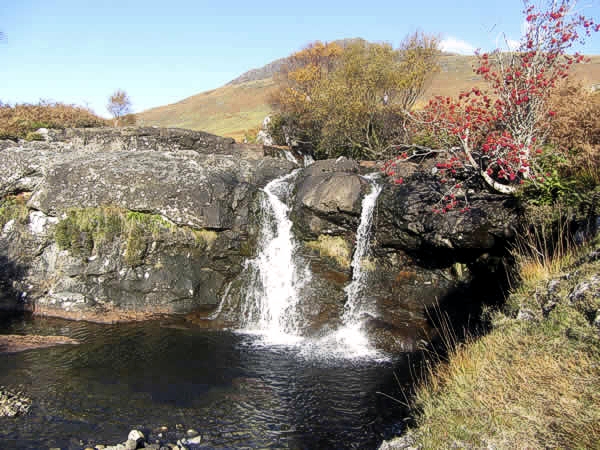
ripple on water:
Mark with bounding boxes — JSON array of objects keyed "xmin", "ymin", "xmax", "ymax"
[{"xmin": 0, "ymin": 316, "xmax": 410, "ymax": 449}]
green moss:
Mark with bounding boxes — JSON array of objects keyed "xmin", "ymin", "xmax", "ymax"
[
  {"xmin": 193, "ymin": 229, "xmax": 218, "ymax": 249},
  {"xmin": 24, "ymin": 131, "xmax": 44, "ymax": 141},
  {"xmin": 0, "ymin": 195, "xmax": 30, "ymax": 229},
  {"xmin": 124, "ymin": 223, "xmax": 147, "ymax": 266},
  {"xmin": 54, "ymin": 206, "xmax": 219, "ymax": 266},
  {"xmin": 239, "ymin": 239, "xmax": 254, "ymax": 257},
  {"xmin": 306, "ymin": 235, "xmax": 351, "ymax": 269}
]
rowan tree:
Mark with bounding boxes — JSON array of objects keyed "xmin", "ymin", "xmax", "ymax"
[
  {"xmin": 107, "ymin": 89, "xmax": 133, "ymax": 126},
  {"xmin": 386, "ymin": 0, "xmax": 599, "ymax": 211}
]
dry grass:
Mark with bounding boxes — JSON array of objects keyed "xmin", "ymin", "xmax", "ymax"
[
  {"xmin": 511, "ymin": 205, "xmax": 578, "ymax": 287},
  {"xmin": 137, "ymin": 78, "xmax": 277, "ymax": 141},
  {"xmin": 546, "ymin": 82, "xmax": 600, "ymax": 186},
  {"xmin": 0, "ymin": 101, "xmax": 107, "ymax": 140},
  {"xmin": 408, "ymin": 212, "xmax": 600, "ymax": 449},
  {"xmin": 413, "ymin": 319, "xmax": 600, "ymax": 449}
]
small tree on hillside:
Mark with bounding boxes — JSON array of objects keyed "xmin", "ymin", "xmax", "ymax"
[
  {"xmin": 107, "ymin": 89, "xmax": 132, "ymax": 126},
  {"xmin": 386, "ymin": 0, "xmax": 599, "ymax": 210}
]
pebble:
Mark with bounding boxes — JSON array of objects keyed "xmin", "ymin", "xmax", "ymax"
[{"xmin": 81, "ymin": 425, "xmax": 205, "ymax": 450}]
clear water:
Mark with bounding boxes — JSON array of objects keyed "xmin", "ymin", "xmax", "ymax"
[{"xmin": 0, "ymin": 315, "xmax": 411, "ymax": 450}]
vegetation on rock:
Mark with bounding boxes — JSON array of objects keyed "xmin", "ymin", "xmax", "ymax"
[
  {"xmin": 0, "ymin": 101, "xmax": 107, "ymax": 140},
  {"xmin": 55, "ymin": 207, "xmax": 217, "ymax": 266},
  {"xmin": 0, "ymin": 194, "xmax": 29, "ymax": 229},
  {"xmin": 306, "ymin": 235, "xmax": 351, "ymax": 269}
]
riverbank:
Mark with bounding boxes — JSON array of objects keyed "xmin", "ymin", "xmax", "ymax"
[{"xmin": 383, "ymin": 234, "xmax": 600, "ymax": 449}]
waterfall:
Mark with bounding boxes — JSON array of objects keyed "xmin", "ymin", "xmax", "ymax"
[
  {"xmin": 240, "ymin": 170, "xmax": 309, "ymax": 343},
  {"xmin": 342, "ymin": 175, "xmax": 382, "ymax": 324},
  {"xmin": 208, "ymin": 281, "xmax": 234, "ymax": 320},
  {"xmin": 320, "ymin": 175, "xmax": 383, "ymax": 357}
]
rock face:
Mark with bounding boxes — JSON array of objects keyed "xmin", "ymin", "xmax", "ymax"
[
  {"xmin": 0, "ymin": 127, "xmax": 296, "ymax": 321},
  {"xmin": 290, "ymin": 159, "xmax": 519, "ymax": 352},
  {"xmin": 0, "ymin": 128, "xmax": 519, "ymax": 352}
]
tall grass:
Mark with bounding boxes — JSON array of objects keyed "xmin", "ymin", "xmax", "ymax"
[{"xmin": 406, "ymin": 207, "xmax": 600, "ymax": 449}]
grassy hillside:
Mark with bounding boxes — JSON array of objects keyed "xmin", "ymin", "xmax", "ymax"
[
  {"xmin": 138, "ymin": 78, "xmax": 276, "ymax": 142},
  {"xmin": 138, "ymin": 54, "xmax": 600, "ymax": 142}
]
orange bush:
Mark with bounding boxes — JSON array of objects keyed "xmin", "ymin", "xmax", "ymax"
[
  {"xmin": 546, "ymin": 82, "xmax": 600, "ymax": 183},
  {"xmin": 0, "ymin": 101, "xmax": 108, "ymax": 140}
]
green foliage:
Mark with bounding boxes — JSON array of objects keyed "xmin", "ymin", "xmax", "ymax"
[
  {"xmin": 271, "ymin": 36, "xmax": 440, "ymax": 160},
  {"xmin": 411, "ymin": 128, "xmax": 459, "ymax": 149},
  {"xmin": 24, "ymin": 131, "xmax": 44, "ymax": 142},
  {"xmin": 55, "ymin": 207, "xmax": 215, "ymax": 266},
  {"xmin": 521, "ymin": 146, "xmax": 585, "ymax": 206},
  {"xmin": 0, "ymin": 195, "xmax": 29, "ymax": 228},
  {"xmin": 306, "ymin": 235, "xmax": 351, "ymax": 269},
  {"xmin": 242, "ymin": 126, "xmax": 260, "ymax": 144}
]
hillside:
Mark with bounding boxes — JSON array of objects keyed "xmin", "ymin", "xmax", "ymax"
[{"xmin": 137, "ymin": 53, "xmax": 600, "ymax": 142}]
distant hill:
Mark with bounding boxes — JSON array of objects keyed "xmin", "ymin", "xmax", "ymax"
[{"xmin": 137, "ymin": 50, "xmax": 600, "ymax": 142}]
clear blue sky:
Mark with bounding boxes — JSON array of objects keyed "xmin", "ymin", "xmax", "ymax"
[{"xmin": 1, "ymin": 0, "xmax": 599, "ymax": 117}]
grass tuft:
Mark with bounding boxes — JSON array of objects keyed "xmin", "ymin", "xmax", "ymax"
[{"xmin": 55, "ymin": 206, "xmax": 217, "ymax": 266}]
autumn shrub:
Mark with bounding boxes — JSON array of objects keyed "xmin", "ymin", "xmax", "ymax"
[
  {"xmin": 0, "ymin": 101, "xmax": 107, "ymax": 140},
  {"xmin": 387, "ymin": 0, "xmax": 599, "ymax": 212},
  {"xmin": 546, "ymin": 82, "xmax": 600, "ymax": 185},
  {"xmin": 270, "ymin": 35, "xmax": 440, "ymax": 159}
]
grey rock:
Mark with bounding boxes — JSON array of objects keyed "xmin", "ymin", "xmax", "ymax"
[
  {"xmin": 517, "ymin": 308, "xmax": 538, "ymax": 322},
  {"xmin": 0, "ymin": 127, "xmax": 295, "ymax": 319},
  {"xmin": 379, "ymin": 433, "xmax": 421, "ymax": 449},
  {"xmin": 568, "ymin": 274, "xmax": 600, "ymax": 321},
  {"xmin": 127, "ymin": 429, "xmax": 145, "ymax": 443}
]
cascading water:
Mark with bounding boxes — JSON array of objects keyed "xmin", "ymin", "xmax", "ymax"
[
  {"xmin": 240, "ymin": 170, "xmax": 309, "ymax": 343},
  {"xmin": 324, "ymin": 174, "xmax": 383, "ymax": 357},
  {"xmin": 343, "ymin": 174, "xmax": 382, "ymax": 323},
  {"xmin": 234, "ymin": 168, "xmax": 385, "ymax": 359}
]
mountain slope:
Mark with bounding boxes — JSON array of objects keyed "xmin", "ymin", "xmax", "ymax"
[{"xmin": 137, "ymin": 54, "xmax": 600, "ymax": 142}]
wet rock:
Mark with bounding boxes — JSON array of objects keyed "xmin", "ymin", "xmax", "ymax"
[
  {"xmin": 128, "ymin": 429, "xmax": 145, "ymax": 442},
  {"xmin": 0, "ymin": 127, "xmax": 295, "ymax": 319},
  {"xmin": 376, "ymin": 174, "xmax": 518, "ymax": 260},
  {"xmin": 292, "ymin": 158, "xmax": 365, "ymax": 237},
  {"xmin": 0, "ymin": 386, "xmax": 31, "ymax": 417}
]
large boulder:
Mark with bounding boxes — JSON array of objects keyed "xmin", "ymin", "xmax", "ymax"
[
  {"xmin": 290, "ymin": 160, "xmax": 519, "ymax": 352},
  {"xmin": 0, "ymin": 127, "xmax": 296, "ymax": 321}
]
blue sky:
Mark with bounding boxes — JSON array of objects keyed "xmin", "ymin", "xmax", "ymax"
[{"xmin": 1, "ymin": 0, "xmax": 599, "ymax": 117}]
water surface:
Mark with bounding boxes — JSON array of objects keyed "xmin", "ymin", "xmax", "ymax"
[{"xmin": 0, "ymin": 315, "xmax": 412, "ymax": 449}]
